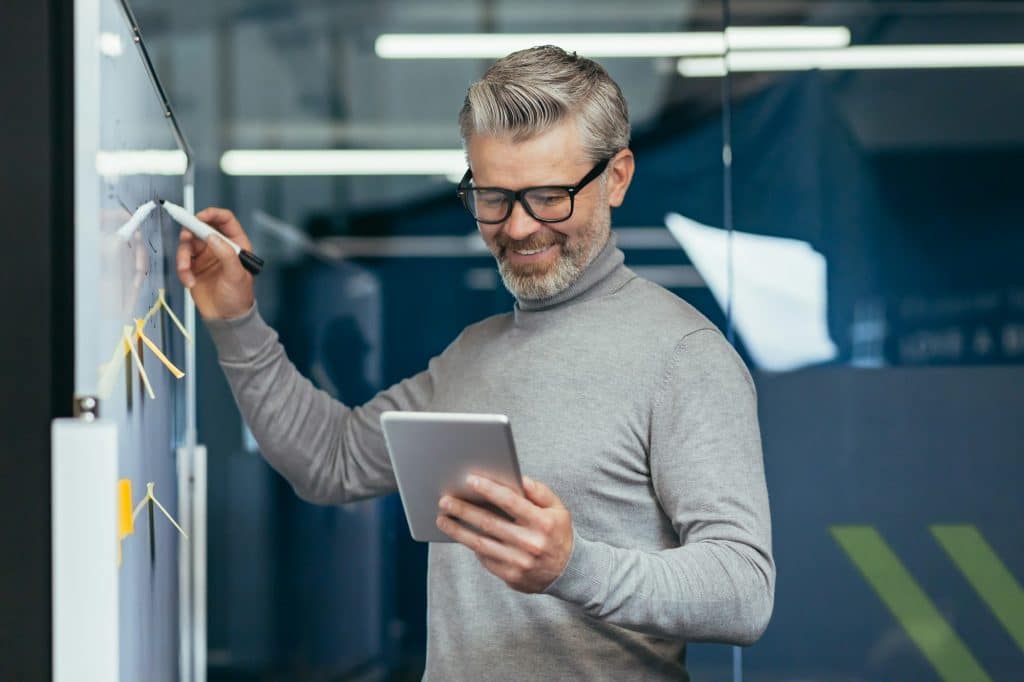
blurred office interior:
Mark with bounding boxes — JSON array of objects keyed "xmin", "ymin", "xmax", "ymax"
[{"xmin": 124, "ymin": 0, "xmax": 1024, "ymax": 679}]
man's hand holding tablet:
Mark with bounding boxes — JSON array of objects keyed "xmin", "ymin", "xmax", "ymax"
[
  {"xmin": 438, "ymin": 473, "xmax": 574, "ymax": 594},
  {"xmin": 380, "ymin": 411, "xmax": 573, "ymax": 593}
]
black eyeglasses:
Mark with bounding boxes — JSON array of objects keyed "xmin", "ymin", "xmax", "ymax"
[{"xmin": 456, "ymin": 158, "xmax": 611, "ymax": 224}]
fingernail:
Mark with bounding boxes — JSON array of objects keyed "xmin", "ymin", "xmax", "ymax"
[
  {"xmin": 467, "ymin": 475, "xmax": 480, "ymax": 488},
  {"xmin": 439, "ymin": 497, "xmax": 451, "ymax": 510},
  {"xmin": 436, "ymin": 516, "xmax": 446, "ymax": 528}
]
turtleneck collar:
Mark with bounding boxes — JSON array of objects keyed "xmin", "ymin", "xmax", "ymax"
[{"xmin": 514, "ymin": 232, "xmax": 635, "ymax": 314}]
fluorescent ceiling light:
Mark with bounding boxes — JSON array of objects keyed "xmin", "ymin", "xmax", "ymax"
[
  {"xmin": 678, "ymin": 44, "xmax": 1024, "ymax": 76},
  {"xmin": 724, "ymin": 26, "xmax": 850, "ymax": 50},
  {"xmin": 96, "ymin": 150, "xmax": 187, "ymax": 177},
  {"xmin": 220, "ymin": 149, "xmax": 466, "ymax": 176},
  {"xmin": 375, "ymin": 27, "xmax": 850, "ymax": 59},
  {"xmin": 377, "ymin": 32, "xmax": 721, "ymax": 59},
  {"xmin": 677, "ymin": 58, "xmax": 728, "ymax": 78}
]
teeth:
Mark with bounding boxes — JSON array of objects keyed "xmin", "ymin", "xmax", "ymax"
[{"xmin": 514, "ymin": 247, "xmax": 547, "ymax": 255}]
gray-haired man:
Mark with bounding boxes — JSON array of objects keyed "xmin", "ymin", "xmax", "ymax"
[{"xmin": 177, "ymin": 45, "xmax": 774, "ymax": 680}]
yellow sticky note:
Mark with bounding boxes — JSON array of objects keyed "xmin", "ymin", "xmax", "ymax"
[
  {"xmin": 118, "ymin": 479, "xmax": 134, "ymax": 538},
  {"xmin": 159, "ymin": 289, "xmax": 191, "ymax": 343},
  {"xmin": 135, "ymin": 319, "xmax": 185, "ymax": 379},
  {"xmin": 124, "ymin": 325, "xmax": 155, "ymax": 400}
]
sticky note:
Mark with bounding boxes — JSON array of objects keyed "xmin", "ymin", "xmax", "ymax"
[
  {"xmin": 135, "ymin": 318, "xmax": 184, "ymax": 379},
  {"xmin": 118, "ymin": 479, "xmax": 134, "ymax": 538}
]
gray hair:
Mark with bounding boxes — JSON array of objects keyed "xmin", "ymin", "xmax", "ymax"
[{"xmin": 459, "ymin": 45, "xmax": 630, "ymax": 161}]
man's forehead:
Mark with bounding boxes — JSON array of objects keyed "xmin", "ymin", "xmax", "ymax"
[{"xmin": 466, "ymin": 125, "xmax": 590, "ymax": 186}]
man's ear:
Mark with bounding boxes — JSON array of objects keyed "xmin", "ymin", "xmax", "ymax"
[{"xmin": 606, "ymin": 149, "xmax": 635, "ymax": 208}]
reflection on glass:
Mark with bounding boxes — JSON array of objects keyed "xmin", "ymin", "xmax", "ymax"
[{"xmin": 666, "ymin": 212, "xmax": 837, "ymax": 372}]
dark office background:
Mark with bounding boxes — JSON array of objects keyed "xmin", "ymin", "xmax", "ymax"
[{"xmin": 120, "ymin": 0, "xmax": 1024, "ymax": 679}]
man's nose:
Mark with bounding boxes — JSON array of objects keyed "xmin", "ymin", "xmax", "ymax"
[{"xmin": 503, "ymin": 199, "xmax": 541, "ymax": 241}]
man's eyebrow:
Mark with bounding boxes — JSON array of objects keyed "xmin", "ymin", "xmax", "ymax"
[{"xmin": 472, "ymin": 172, "xmax": 584, "ymax": 190}]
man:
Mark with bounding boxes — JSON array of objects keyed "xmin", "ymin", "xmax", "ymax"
[{"xmin": 177, "ymin": 46, "xmax": 773, "ymax": 680}]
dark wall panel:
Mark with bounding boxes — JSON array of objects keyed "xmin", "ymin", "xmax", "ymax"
[{"xmin": 0, "ymin": 0, "xmax": 74, "ymax": 678}]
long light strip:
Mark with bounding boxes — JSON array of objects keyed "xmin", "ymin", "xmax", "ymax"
[
  {"xmin": 678, "ymin": 44, "xmax": 1024, "ymax": 76},
  {"xmin": 220, "ymin": 149, "xmax": 466, "ymax": 176},
  {"xmin": 725, "ymin": 26, "xmax": 851, "ymax": 50},
  {"xmin": 312, "ymin": 227, "xmax": 679, "ymax": 258},
  {"xmin": 375, "ymin": 27, "xmax": 850, "ymax": 59},
  {"xmin": 96, "ymin": 150, "xmax": 188, "ymax": 177}
]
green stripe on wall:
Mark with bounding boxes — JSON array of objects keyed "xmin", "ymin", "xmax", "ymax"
[
  {"xmin": 831, "ymin": 525, "xmax": 990, "ymax": 682},
  {"xmin": 931, "ymin": 524, "xmax": 1024, "ymax": 652}
]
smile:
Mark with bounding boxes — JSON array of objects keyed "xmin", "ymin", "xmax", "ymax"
[
  {"xmin": 506, "ymin": 244, "xmax": 557, "ymax": 263},
  {"xmin": 514, "ymin": 247, "xmax": 549, "ymax": 256}
]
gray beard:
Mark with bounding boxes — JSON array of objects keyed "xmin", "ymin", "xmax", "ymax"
[{"xmin": 497, "ymin": 209, "xmax": 611, "ymax": 301}]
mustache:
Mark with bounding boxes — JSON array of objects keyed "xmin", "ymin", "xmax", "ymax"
[{"xmin": 495, "ymin": 232, "xmax": 567, "ymax": 253}]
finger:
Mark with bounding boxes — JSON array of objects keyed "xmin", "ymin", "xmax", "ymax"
[
  {"xmin": 479, "ymin": 556, "xmax": 527, "ymax": 586},
  {"xmin": 466, "ymin": 475, "xmax": 544, "ymax": 524},
  {"xmin": 195, "ymin": 207, "xmax": 253, "ymax": 251},
  {"xmin": 178, "ymin": 227, "xmax": 210, "ymax": 256},
  {"xmin": 523, "ymin": 476, "xmax": 564, "ymax": 509},
  {"xmin": 439, "ymin": 496, "xmax": 542, "ymax": 553},
  {"xmin": 436, "ymin": 515, "xmax": 533, "ymax": 569},
  {"xmin": 175, "ymin": 234, "xmax": 198, "ymax": 288},
  {"xmin": 204, "ymin": 229, "xmax": 247, "ymax": 279}
]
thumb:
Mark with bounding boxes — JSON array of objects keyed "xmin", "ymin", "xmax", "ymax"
[
  {"xmin": 523, "ymin": 476, "xmax": 563, "ymax": 509},
  {"xmin": 206, "ymin": 232, "xmax": 243, "ymax": 274}
]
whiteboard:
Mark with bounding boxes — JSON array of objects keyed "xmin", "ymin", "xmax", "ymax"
[{"xmin": 72, "ymin": 0, "xmax": 197, "ymax": 679}]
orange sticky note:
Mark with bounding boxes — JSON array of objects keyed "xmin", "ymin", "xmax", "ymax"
[{"xmin": 118, "ymin": 479, "xmax": 134, "ymax": 538}]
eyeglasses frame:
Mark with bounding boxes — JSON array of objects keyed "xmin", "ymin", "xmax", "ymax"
[{"xmin": 456, "ymin": 157, "xmax": 612, "ymax": 225}]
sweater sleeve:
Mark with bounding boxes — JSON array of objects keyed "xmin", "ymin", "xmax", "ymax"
[
  {"xmin": 205, "ymin": 304, "xmax": 438, "ymax": 506},
  {"xmin": 544, "ymin": 328, "xmax": 775, "ymax": 645}
]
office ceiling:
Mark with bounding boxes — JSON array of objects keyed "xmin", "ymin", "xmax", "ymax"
[{"xmin": 127, "ymin": 0, "xmax": 1024, "ymax": 211}]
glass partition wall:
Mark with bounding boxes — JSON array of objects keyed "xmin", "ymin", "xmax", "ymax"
[
  {"xmin": 133, "ymin": 0, "xmax": 1023, "ymax": 678},
  {"xmin": 718, "ymin": 2, "xmax": 1024, "ymax": 680}
]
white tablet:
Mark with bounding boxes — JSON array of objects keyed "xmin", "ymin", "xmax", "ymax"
[{"xmin": 380, "ymin": 411, "xmax": 524, "ymax": 543}]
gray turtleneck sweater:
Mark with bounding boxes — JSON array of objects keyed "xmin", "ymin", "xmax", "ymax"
[{"xmin": 205, "ymin": 235, "xmax": 774, "ymax": 680}]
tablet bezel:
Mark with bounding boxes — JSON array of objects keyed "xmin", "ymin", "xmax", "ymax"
[{"xmin": 380, "ymin": 411, "xmax": 524, "ymax": 543}]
